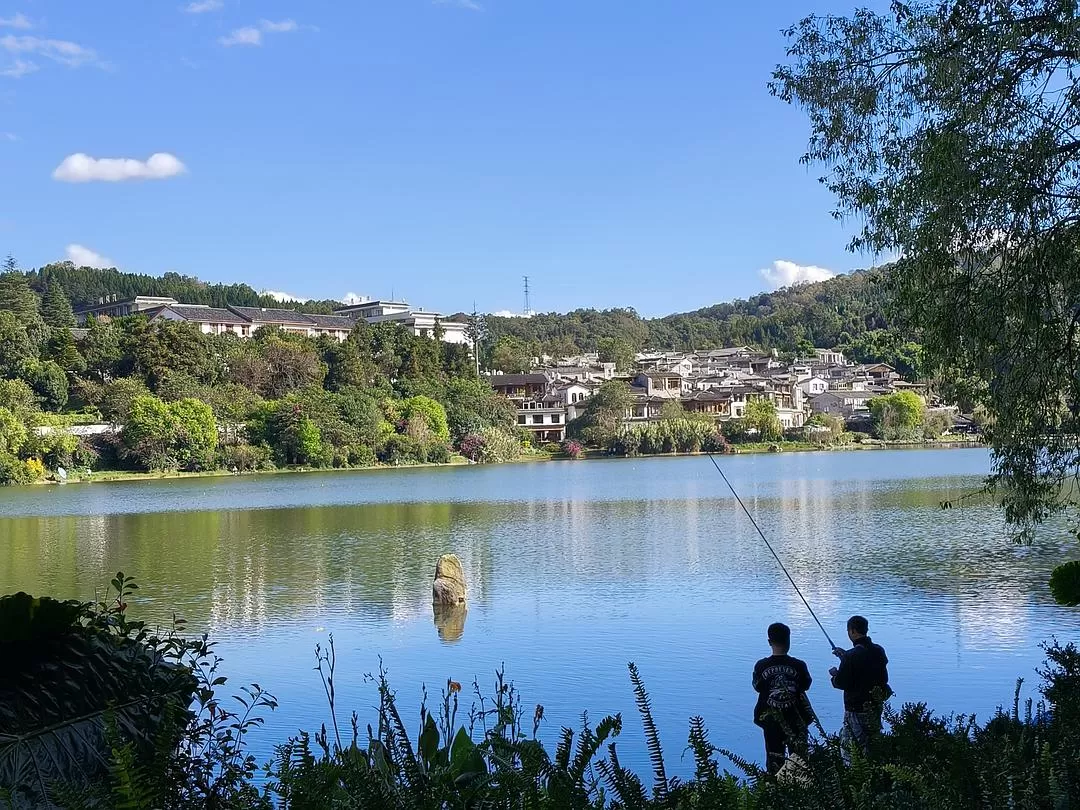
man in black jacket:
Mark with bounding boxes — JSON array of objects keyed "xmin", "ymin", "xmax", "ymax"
[
  {"xmin": 753, "ymin": 622, "xmax": 814, "ymax": 774},
  {"xmin": 829, "ymin": 615, "xmax": 891, "ymax": 761}
]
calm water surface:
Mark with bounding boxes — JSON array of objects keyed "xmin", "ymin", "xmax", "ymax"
[{"xmin": 3, "ymin": 448, "xmax": 1078, "ymax": 774}]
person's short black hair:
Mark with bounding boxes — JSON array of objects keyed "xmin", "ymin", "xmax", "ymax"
[
  {"xmin": 767, "ymin": 622, "xmax": 791, "ymax": 650},
  {"xmin": 847, "ymin": 615, "xmax": 869, "ymax": 634}
]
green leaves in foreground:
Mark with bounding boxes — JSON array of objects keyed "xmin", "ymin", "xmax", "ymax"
[{"xmin": 1050, "ymin": 560, "xmax": 1080, "ymax": 607}]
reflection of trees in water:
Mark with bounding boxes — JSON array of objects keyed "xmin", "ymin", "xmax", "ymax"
[{"xmin": 0, "ymin": 475, "xmax": 1067, "ymax": 634}]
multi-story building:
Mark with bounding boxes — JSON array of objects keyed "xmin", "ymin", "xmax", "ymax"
[{"xmin": 75, "ymin": 294, "xmax": 468, "ymax": 344}]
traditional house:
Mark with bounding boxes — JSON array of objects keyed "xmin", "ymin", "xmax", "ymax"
[{"xmin": 147, "ymin": 304, "xmax": 252, "ymax": 337}]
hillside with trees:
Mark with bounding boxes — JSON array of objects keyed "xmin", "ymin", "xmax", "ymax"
[{"xmin": 17, "ymin": 259, "xmax": 341, "ymax": 314}]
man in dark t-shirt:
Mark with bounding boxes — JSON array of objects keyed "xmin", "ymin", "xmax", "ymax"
[{"xmin": 752, "ymin": 622, "xmax": 814, "ymax": 774}]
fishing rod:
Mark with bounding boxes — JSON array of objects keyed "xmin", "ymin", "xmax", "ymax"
[{"xmin": 705, "ymin": 452, "xmax": 838, "ymax": 652}]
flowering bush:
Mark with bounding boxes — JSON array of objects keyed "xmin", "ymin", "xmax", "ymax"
[
  {"xmin": 561, "ymin": 439, "xmax": 584, "ymax": 459},
  {"xmin": 458, "ymin": 433, "xmax": 486, "ymax": 462}
]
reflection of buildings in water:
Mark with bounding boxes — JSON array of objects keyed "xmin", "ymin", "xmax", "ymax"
[
  {"xmin": 955, "ymin": 593, "xmax": 1030, "ymax": 651},
  {"xmin": 74, "ymin": 514, "xmax": 109, "ymax": 574}
]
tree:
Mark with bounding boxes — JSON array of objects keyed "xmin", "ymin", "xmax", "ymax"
[
  {"xmin": 597, "ymin": 337, "xmax": 636, "ymax": 373},
  {"xmin": 0, "ymin": 379, "xmax": 38, "ymax": 421},
  {"xmin": 441, "ymin": 377, "xmax": 516, "ymax": 444},
  {"xmin": 0, "ymin": 272, "xmax": 41, "ymax": 326},
  {"xmin": 489, "ymin": 336, "xmax": 533, "ymax": 374},
  {"xmin": 743, "ymin": 397, "xmax": 783, "ymax": 442},
  {"xmin": 772, "ymin": 0, "xmax": 1080, "ymax": 538},
  {"xmin": 570, "ymin": 380, "xmax": 633, "ymax": 446},
  {"xmin": 40, "ymin": 282, "xmax": 76, "ymax": 329},
  {"xmin": 79, "ymin": 317, "xmax": 122, "ymax": 382},
  {"xmin": 869, "ymin": 391, "xmax": 926, "ymax": 442},
  {"xmin": 397, "ymin": 396, "xmax": 451, "ymax": 443},
  {"xmin": 100, "ymin": 378, "xmax": 152, "ymax": 423},
  {"xmin": 0, "ymin": 406, "xmax": 28, "ymax": 457},
  {"xmin": 0, "ymin": 311, "xmax": 36, "ymax": 378},
  {"xmin": 20, "ymin": 359, "xmax": 69, "ymax": 411},
  {"xmin": 122, "ymin": 395, "xmax": 217, "ymax": 471}
]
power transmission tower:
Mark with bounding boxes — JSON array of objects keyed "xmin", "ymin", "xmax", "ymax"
[{"xmin": 523, "ymin": 276, "xmax": 531, "ymax": 317}]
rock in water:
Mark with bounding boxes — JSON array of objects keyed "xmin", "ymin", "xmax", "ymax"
[{"xmin": 432, "ymin": 553, "xmax": 467, "ymax": 605}]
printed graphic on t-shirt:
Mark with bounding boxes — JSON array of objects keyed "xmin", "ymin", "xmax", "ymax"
[{"xmin": 760, "ymin": 664, "xmax": 799, "ymax": 710}]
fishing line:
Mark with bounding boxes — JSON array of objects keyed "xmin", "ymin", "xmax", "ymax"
[{"xmin": 705, "ymin": 452, "xmax": 837, "ymax": 651}]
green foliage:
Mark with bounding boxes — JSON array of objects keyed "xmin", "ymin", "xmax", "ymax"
[
  {"xmin": 441, "ymin": 377, "xmax": 516, "ymax": 443},
  {"xmin": 922, "ymin": 409, "xmax": 954, "ymax": 441},
  {"xmin": 743, "ymin": 397, "xmax": 783, "ymax": 442},
  {"xmin": 805, "ymin": 412, "xmax": 845, "ymax": 445},
  {"xmin": 0, "ymin": 576, "xmax": 199, "ymax": 808},
  {"xmin": 0, "ymin": 406, "xmax": 28, "ymax": 457},
  {"xmin": 489, "ymin": 335, "xmax": 534, "ymax": 373},
  {"xmin": 0, "ymin": 311, "xmax": 36, "ymax": 378},
  {"xmin": 771, "ymin": 0, "xmax": 1080, "ymax": 533},
  {"xmin": 122, "ymin": 396, "xmax": 218, "ymax": 471},
  {"xmin": 397, "ymin": 395, "xmax": 451, "ymax": 443},
  {"xmin": 870, "ymin": 391, "xmax": 926, "ymax": 442},
  {"xmin": 99, "ymin": 378, "xmax": 152, "ymax": 423},
  {"xmin": 597, "ymin": 336, "xmax": 635, "ymax": 372},
  {"xmin": 570, "ymin": 380, "xmax": 633, "ymax": 446},
  {"xmin": 620, "ymin": 418, "xmax": 715, "ymax": 455},
  {"xmin": 1050, "ymin": 560, "xmax": 1080, "ymax": 607},
  {"xmin": 39, "ymin": 281, "xmax": 76, "ymax": 329},
  {"xmin": 19, "ymin": 359, "xmax": 69, "ymax": 411}
]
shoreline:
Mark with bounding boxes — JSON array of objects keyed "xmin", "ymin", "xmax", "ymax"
[{"xmin": 40, "ymin": 439, "xmax": 984, "ymax": 487}]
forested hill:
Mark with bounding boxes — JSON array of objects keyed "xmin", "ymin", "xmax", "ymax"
[
  {"xmin": 22, "ymin": 263, "xmax": 341, "ymax": 314},
  {"xmin": 17, "ymin": 260, "xmax": 917, "ymax": 372},
  {"xmin": 479, "ymin": 266, "xmax": 921, "ymax": 373}
]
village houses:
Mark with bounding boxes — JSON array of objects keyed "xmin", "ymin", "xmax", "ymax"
[{"xmin": 487, "ymin": 346, "xmax": 928, "ymax": 440}]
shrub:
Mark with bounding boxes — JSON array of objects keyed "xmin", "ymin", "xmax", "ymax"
[
  {"xmin": 458, "ymin": 433, "xmax": 486, "ymax": 462},
  {"xmin": 476, "ymin": 426, "xmax": 520, "ymax": 463},
  {"xmin": 561, "ymin": 439, "xmax": 584, "ymax": 459},
  {"xmin": 217, "ymin": 444, "xmax": 273, "ymax": 472},
  {"xmin": 379, "ymin": 433, "xmax": 419, "ymax": 465},
  {"xmin": 23, "ymin": 457, "xmax": 45, "ymax": 481},
  {"xmin": 541, "ymin": 441, "xmax": 563, "ymax": 455}
]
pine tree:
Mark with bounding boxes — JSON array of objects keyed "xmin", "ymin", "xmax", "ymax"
[
  {"xmin": 40, "ymin": 281, "xmax": 76, "ymax": 329},
  {"xmin": 0, "ymin": 271, "xmax": 41, "ymax": 326}
]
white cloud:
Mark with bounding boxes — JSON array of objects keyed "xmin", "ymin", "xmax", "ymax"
[
  {"xmin": 0, "ymin": 58, "xmax": 35, "ymax": 78},
  {"xmin": 66, "ymin": 244, "xmax": 114, "ymax": 269},
  {"xmin": 261, "ymin": 289, "xmax": 310, "ymax": 303},
  {"xmin": 220, "ymin": 26, "xmax": 261, "ymax": 46},
  {"xmin": 259, "ymin": 19, "xmax": 297, "ymax": 33},
  {"xmin": 183, "ymin": 0, "xmax": 222, "ymax": 12},
  {"xmin": 220, "ymin": 19, "xmax": 301, "ymax": 46},
  {"xmin": 1, "ymin": 35, "xmax": 101, "ymax": 69},
  {"xmin": 491, "ymin": 310, "xmax": 532, "ymax": 318},
  {"xmin": 0, "ymin": 13, "xmax": 32, "ymax": 29},
  {"xmin": 341, "ymin": 292, "xmax": 365, "ymax": 304},
  {"xmin": 435, "ymin": 0, "xmax": 483, "ymax": 9},
  {"xmin": 1, "ymin": 131, "xmax": 17, "ymax": 141},
  {"xmin": 759, "ymin": 259, "xmax": 837, "ymax": 290},
  {"xmin": 53, "ymin": 152, "xmax": 188, "ymax": 183}
]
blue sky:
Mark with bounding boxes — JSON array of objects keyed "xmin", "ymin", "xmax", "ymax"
[{"xmin": 0, "ymin": 0, "xmax": 881, "ymax": 317}]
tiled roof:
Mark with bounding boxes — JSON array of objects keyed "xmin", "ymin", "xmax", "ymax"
[
  {"xmin": 168, "ymin": 305, "xmax": 250, "ymax": 324},
  {"xmin": 305, "ymin": 313, "xmax": 357, "ymax": 329},
  {"xmin": 489, "ymin": 374, "xmax": 549, "ymax": 386},
  {"xmin": 228, "ymin": 306, "xmax": 315, "ymax": 325}
]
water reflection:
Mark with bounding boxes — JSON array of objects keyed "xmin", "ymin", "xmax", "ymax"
[
  {"xmin": 433, "ymin": 603, "xmax": 467, "ymax": 643},
  {"xmin": 2, "ymin": 449, "xmax": 1078, "ymax": 775}
]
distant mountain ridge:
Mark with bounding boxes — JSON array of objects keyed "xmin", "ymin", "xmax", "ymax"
[
  {"xmin": 22, "ymin": 263, "xmax": 342, "ymax": 315},
  {"xmin": 19, "ymin": 261, "xmax": 914, "ymax": 369}
]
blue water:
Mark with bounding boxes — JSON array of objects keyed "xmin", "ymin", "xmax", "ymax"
[{"xmin": 2, "ymin": 448, "xmax": 1077, "ymax": 775}]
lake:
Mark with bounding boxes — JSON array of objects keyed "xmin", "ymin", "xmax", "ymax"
[{"xmin": 2, "ymin": 448, "xmax": 1078, "ymax": 775}]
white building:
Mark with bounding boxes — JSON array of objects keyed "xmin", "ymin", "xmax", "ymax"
[{"xmin": 334, "ymin": 297, "xmax": 470, "ymax": 344}]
